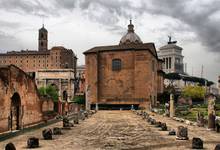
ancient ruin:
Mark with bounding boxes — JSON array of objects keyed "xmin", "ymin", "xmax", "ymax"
[{"xmin": 0, "ymin": 65, "xmax": 52, "ymax": 132}]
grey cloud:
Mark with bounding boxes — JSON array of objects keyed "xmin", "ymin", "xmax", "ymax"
[
  {"xmin": 144, "ymin": 0, "xmax": 220, "ymax": 53},
  {"xmin": 0, "ymin": 31, "xmax": 22, "ymax": 52},
  {"xmin": 0, "ymin": 0, "xmax": 56, "ymax": 17},
  {"xmin": 0, "ymin": 31, "xmax": 15, "ymax": 40},
  {"xmin": 0, "ymin": 20, "xmax": 20, "ymax": 28},
  {"xmin": 54, "ymin": 0, "xmax": 77, "ymax": 10},
  {"xmin": 1, "ymin": 0, "xmax": 220, "ymax": 53},
  {"xmin": 77, "ymin": 0, "xmax": 220, "ymax": 53}
]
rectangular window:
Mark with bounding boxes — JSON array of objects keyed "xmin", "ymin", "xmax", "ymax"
[
  {"xmin": 112, "ymin": 59, "xmax": 122, "ymax": 71},
  {"xmin": 169, "ymin": 57, "xmax": 171, "ymax": 69}
]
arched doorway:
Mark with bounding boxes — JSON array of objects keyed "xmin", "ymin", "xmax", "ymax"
[
  {"xmin": 63, "ymin": 91, "xmax": 68, "ymax": 101},
  {"xmin": 62, "ymin": 91, "xmax": 68, "ymax": 115},
  {"xmin": 10, "ymin": 93, "xmax": 21, "ymax": 130}
]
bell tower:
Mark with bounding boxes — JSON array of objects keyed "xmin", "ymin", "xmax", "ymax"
[{"xmin": 38, "ymin": 24, "xmax": 48, "ymax": 51}]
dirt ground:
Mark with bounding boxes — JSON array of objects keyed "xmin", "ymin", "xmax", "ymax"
[{"xmin": 0, "ymin": 111, "xmax": 220, "ymax": 150}]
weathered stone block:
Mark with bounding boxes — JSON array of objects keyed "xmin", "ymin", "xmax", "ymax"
[
  {"xmin": 5, "ymin": 142, "xmax": 16, "ymax": 150},
  {"xmin": 150, "ymin": 119, "xmax": 156, "ymax": 125},
  {"xmin": 42, "ymin": 128, "xmax": 53, "ymax": 140},
  {"xmin": 168, "ymin": 129, "xmax": 176, "ymax": 136},
  {"xmin": 155, "ymin": 122, "xmax": 162, "ymax": 128},
  {"xmin": 208, "ymin": 113, "xmax": 216, "ymax": 130},
  {"xmin": 176, "ymin": 126, "xmax": 188, "ymax": 140},
  {"xmin": 84, "ymin": 112, "xmax": 89, "ymax": 118},
  {"xmin": 63, "ymin": 117, "xmax": 73, "ymax": 127},
  {"xmin": 192, "ymin": 137, "xmax": 203, "ymax": 149},
  {"xmin": 27, "ymin": 137, "xmax": 39, "ymax": 148},
  {"xmin": 53, "ymin": 127, "xmax": 62, "ymax": 135},
  {"xmin": 215, "ymin": 144, "xmax": 220, "ymax": 150},
  {"xmin": 161, "ymin": 123, "xmax": 167, "ymax": 131}
]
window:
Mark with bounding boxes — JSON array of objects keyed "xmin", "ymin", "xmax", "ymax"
[
  {"xmin": 112, "ymin": 59, "xmax": 122, "ymax": 71},
  {"xmin": 152, "ymin": 60, "xmax": 155, "ymax": 72}
]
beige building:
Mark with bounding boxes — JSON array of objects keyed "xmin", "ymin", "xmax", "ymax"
[
  {"xmin": 35, "ymin": 69, "xmax": 75, "ymax": 114},
  {"xmin": 76, "ymin": 65, "xmax": 86, "ymax": 94},
  {"xmin": 158, "ymin": 37, "xmax": 184, "ymax": 74},
  {"xmin": 84, "ymin": 21, "xmax": 164, "ymax": 110},
  {"xmin": 0, "ymin": 25, "xmax": 77, "ymax": 74}
]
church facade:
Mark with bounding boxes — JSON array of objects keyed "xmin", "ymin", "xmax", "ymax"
[{"xmin": 84, "ymin": 21, "xmax": 164, "ymax": 110}]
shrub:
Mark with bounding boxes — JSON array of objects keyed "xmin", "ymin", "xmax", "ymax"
[{"xmin": 73, "ymin": 95, "xmax": 85, "ymax": 105}]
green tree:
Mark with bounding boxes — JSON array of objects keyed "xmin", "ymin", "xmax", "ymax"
[
  {"xmin": 38, "ymin": 87, "xmax": 46, "ymax": 96},
  {"xmin": 181, "ymin": 85, "xmax": 205, "ymax": 100},
  {"xmin": 73, "ymin": 95, "xmax": 85, "ymax": 105},
  {"xmin": 38, "ymin": 85, "xmax": 59, "ymax": 102}
]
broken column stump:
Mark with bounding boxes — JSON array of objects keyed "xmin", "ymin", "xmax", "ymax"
[
  {"xmin": 74, "ymin": 114, "xmax": 79, "ymax": 124},
  {"xmin": 5, "ymin": 143, "xmax": 16, "ymax": 150},
  {"xmin": 150, "ymin": 119, "xmax": 156, "ymax": 125},
  {"xmin": 147, "ymin": 117, "xmax": 152, "ymax": 123},
  {"xmin": 176, "ymin": 126, "xmax": 188, "ymax": 140},
  {"xmin": 63, "ymin": 117, "xmax": 74, "ymax": 128},
  {"xmin": 155, "ymin": 122, "xmax": 162, "ymax": 128},
  {"xmin": 208, "ymin": 113, "xmax": 216, "ymax": 130},
  {"xmin": 53, "ymin": 127, "xmax": 62, "ymax": 135},
  {"xmin": 81, "ymin": 113, "xmax": 85, "ymax": 120},
  {"xmin": 168, "ymin": 129, "xmax": 176, "ymax": 136},
  {"xmin": 192, "ymin": 137, "xmax": 203, "ymax": 149},
  {"xmin": 161, "ymin": 123, "xmax": 167, "ymax": 131},
  {"xmin": 42, "ymin": 128, "xmax": 53, "ymax": 140},
  {"xmin": 215, "ymin": 144, "xmax": 220, "ymax": 150},
  {"xmin": 84, "ymin": 111, "xmax": 89, "ymax": 118},
  {"xmin": 27, "ymin": 137, "xmax": 39, "ymax": 148}
]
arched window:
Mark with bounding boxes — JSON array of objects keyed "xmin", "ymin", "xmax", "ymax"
[{"xmin": 112, "ymin": 59, "xmax": 122, "ymax": 71}]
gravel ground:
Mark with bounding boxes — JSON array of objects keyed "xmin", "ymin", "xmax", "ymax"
[{"xmin": 0, "ymin": 111, "xmax": 220, "ymax": 150}]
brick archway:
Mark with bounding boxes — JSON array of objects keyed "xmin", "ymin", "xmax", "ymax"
[{"xmin": 10, "ymin": 92, "xmax": 21, "ymax": 130}]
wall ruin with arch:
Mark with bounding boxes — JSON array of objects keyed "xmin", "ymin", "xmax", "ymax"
[{"xmin": 0, "ymin": 65, "xmax": 44, "ymax": 133}]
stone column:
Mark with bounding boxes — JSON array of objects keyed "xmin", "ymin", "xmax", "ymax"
[
  {"xmin": 67, "ymin": 79, "xmax": 71, "ymax": 102},
  {"xmin": 170, "ymin": 93, "xmax": 175, "ymax": 118},
  {"xmin": 95, "ymin": 103, "xmax": 99, "ymax": 111},
  {"xmin": 208, "ymin": 94, "xmax": 216, "ymax": 130},
  {"xmin": 59, "ymin": 79, "xmax": 62, "ymax": 99},
  {"xmin": 85, "ymin": 85, "xmax": 90, "ymax": 110}
]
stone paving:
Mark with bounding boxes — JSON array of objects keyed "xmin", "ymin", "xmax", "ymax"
[{"xmin": 0, "ymin": 111, "xmax": 220, "ymax": 150}]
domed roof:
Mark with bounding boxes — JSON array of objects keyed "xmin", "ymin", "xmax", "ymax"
[
  {"xmin": 119, "ymin": 20, "xmax": 143, "ymax": 45},
  {"xmin": 39, "ymin": 24, "xmax": 47, "ymax": 32}
]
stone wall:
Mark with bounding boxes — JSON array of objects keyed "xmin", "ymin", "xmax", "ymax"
[
  {"xmin": 0, "ymin": 65, "xmax": 43, "ymax": 133},
  {"xmin": 41, "ymin": 97, "xmax": 54, "ymax": 112}
]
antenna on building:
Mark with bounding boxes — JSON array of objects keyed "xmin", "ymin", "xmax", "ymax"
[
  {"xmin": 201, "ymin": 65, "xmax": 204, "ymax": 78},
  {"xmin": 42, "ymin": 15, "xmax": 45, "ymax": 28}
]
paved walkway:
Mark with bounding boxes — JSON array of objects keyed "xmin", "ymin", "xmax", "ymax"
[{"xmin": 0, "ymin": 111, "xmax": 220, "ymax": 149}]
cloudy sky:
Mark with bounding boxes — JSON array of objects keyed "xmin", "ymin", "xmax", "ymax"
[{"xmin": 0, "ymin": 0, "xmax": 219, "ymax": 83}]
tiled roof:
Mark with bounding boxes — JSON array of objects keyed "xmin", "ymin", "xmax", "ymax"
[
  {"xmin": 0, "ymin": 50, "xmax": 49, "ymax": 55},
  {"xmin": 84, "ymin": 43, "xmax": 158, "ymax": 58}
]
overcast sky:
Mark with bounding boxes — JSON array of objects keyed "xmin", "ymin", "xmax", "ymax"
[{"xmin": 0, "ymin": 0, "xmax": 219, "ymax": 83}]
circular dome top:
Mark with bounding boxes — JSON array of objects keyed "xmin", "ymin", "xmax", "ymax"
[{"xmin": 119, "ymin": 20, "xmax": 143, "ymax": 45}]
